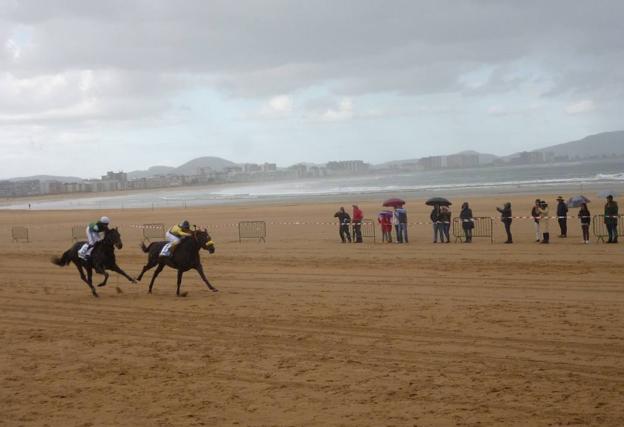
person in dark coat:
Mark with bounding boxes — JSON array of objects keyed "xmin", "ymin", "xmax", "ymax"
[
  {"xmin": 460, "ymin": 202, "xmax": 474, "ymax": 243},
  {"xmin": 395, "ymin": 207, "xmax": 408, "ymax": 243},
  {"xmin": 496, "ymin": 202, "xmax": 513, "ymax": 243},
  {"xmin": 556, "ymin": 196, "xmax": 568, "ymax": 238},
  {"xmin": 579, "ymin": 203, "xmax": 591, "ymax": 244},
  {"xmin": 439, "ymin": 206, "xmax": 451, "ymax": 243},
  {"xmin": 430, "ymin": 206, "xmax": 441, "ymax": 243},
  {"xmin": 604, "ymin": 195, "xmax": 619, "ymax": 243},
  {"xmin": 334, "ymin": 207, "xmax": 352, "ymax": 243}
]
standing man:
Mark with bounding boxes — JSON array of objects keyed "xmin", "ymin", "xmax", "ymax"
[
  {"xmin": 604, "ymin": 195, "xmax": 619, "ymax": 243},
  {"xmin": 531, "ymin": 199, "xmax": 542, "ymax": 242},
  {"xmin": 396, "ymin": 206, "xmax": 408, "ymax": 243},
  {"xmin": 334, "ymin": 207, "xmax": 352, "ymax": 243},
  {"xmin": 352, "ymin": 205, "xmax": 363, "ymax": 243},
  {"xmin": 496, "ymin": 202, "xmax": 513, "ymax": 243},
  {"xmin": 556, "ymin": 196, "xmax": 568, "ymax": 238}
]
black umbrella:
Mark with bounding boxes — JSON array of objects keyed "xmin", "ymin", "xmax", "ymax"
[{"xmin": 425, "ymin": 197, "xmax": 452, "ymax": 206}]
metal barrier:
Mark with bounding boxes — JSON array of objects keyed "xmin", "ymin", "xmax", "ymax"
[
  {"xmin": 72, "ymin": 225, "xmax": 85, "ymax": 241},
  {"xmin": 452, "ymin": 217, "xmax": 493, "ymax": 243},
  {"xmin": 143, "ymin": 223, "xmax": 166, "ymax": 242},
  {"xmin": 592, "ymin": 215, "xmax": 622, "ymax": 243},
  {"xmin": 238, "ymin": 221, "xmax": 266, "ymax": 243},
  {"xmin": 11, "ymin": 226, "xmax": 29, "ymax": 242},
  {"xmin": 358, "ymin": 219, "xmax": 376, "ymax": 243}
]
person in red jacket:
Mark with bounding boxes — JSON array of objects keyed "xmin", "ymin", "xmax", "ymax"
[
  {"xmin": 378, "ymin": 211, "xmax": 393, "ymax": 243},
  {"xmin": 352, "ymin": 204, "xmax": 363, "ymax": 243}
]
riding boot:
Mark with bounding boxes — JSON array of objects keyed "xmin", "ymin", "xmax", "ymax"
[{"xmin": 541, "ymin": 232, "xmax": 550, "ymax": 244}]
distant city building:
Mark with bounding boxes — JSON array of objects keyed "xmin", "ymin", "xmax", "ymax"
[
  {"xmin": 446, "ymin": 153, "xmax": 479, "ymax": 169},
  {"xmin": 419, "ymin": 156, "xmax": 444, "ymax": 170},
  {"xmin": 243, "ymin": 163, "xmax": 262, "ymax": 173},
  {"xmin": 261, "ymin": 163, "xmax": 277, "ymax": 172},
  {"xmin": 326, "ymin": 160, "xmax": 369, "ymax": 174}
]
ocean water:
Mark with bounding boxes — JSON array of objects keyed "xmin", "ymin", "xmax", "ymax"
[{"xmin": 3, "ymin": 160, "xmax": 624, "ymax": 210}]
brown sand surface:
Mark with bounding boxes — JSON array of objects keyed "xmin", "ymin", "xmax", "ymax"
[{"xmin": 1, "ymin": 195, "xmax": 623, "ymax": 426}]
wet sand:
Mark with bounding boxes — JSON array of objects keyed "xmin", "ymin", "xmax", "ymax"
[{"xmin": 1, "ymin": 194, "xmax": 623, "ymax": 426}]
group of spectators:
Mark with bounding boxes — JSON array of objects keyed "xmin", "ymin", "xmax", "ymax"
[
  {"xmin": 334, "ymin": 195, "xmax": 620, "ymax": 244},
  {"xmin": 496, "ymin": 195, "xmax": 619, "ymax": 244}
]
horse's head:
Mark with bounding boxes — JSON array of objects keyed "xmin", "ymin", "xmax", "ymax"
[
  {"xmin": 105, "ymin": 227, "xmax": 123, "ymax": 249},
  {"xmin": 195, "ymin": 229, "xmax": 215, "ymax": 254}
]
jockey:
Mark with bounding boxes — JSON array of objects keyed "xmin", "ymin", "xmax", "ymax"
[
  {"xmin": 160, "ymin": 220, "xmax": 193, "ymax": 257},
  {"xmin": 78, "ymin": 216, "xmax": 111, "ymax": 260}
]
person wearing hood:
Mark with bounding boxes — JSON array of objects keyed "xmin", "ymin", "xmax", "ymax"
[
  {"xmin": 460, "ymin": 202, "xmax": 474, "ymax": 243},
  {"xmin": 538, "ymin": 200, "xmax": 550, "ymax": 244},
  {"xmin": 604, "ymin": 195, "xmax": 619, "ymax": 243},
  {"xmin": 334, "ymin": 207, "xmax": 351, "ymax": 243},
  {"xmin": 496, "ymin": 202, "xmax": 513, "ymax": 243},
  {"xmin": 556, "ymin": 196, "xmax": 568, "ymax": 238}
]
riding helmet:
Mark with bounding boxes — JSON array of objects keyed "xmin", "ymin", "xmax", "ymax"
[
  {"xmin": 180, "ymin": 220, "xmax": 190, "ymax": 229},
  {"xmin": 100, "ymin": 216, "xmax": 111, "ymax": 224}
]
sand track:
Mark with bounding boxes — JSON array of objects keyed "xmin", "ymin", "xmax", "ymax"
[{"xmin": 1, "ymin": 198, "xmax": 623, "ymax": 425}]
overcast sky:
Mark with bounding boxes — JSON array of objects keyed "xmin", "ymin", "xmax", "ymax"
[{"xmin": 1, "ymin": 0, "xmax": 623, "ymax": 178}]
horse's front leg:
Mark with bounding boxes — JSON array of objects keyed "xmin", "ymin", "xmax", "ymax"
[
  {"xmin": 110, "ymin": 264, "xmax": 137, "ymax": 284},
  {"xmin": 148, "ymin": 263, "xmax": 165, "ymax": 294},
  {"xmin": 194, "ymin": 264, "xmax": 218, "ymax": 292}
]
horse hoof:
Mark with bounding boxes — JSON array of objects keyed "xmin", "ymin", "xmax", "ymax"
[
  {"xmin": 211, "ymin": 288, "xmax": 219, "ymax": 292},
  {"xmin": 93, "ymin": 293, "xmax": 99, "ymax": 298},
  {"xmin": 97, "ymin": 283, "xmax": 106, "ymax": 287}
]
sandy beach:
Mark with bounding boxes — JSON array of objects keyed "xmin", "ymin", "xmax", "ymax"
[{"xmin": 1, "ymin": 194, "xmax": 623, "ymax": 426}]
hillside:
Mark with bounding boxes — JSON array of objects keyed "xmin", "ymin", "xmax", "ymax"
[
  {"xmin": 173, "ymin": 156, "xmax": 237, "ymax": 175},
  {"xmin": 127, "ymin": 165, "xmax": 176, "ymax": 180},
  {"xmin": 534, "ymin": 130, "xmax": 624, "ymax": 158}
]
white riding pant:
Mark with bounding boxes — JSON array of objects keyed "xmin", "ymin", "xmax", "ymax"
[
  {"xmin": 79, "ymin": 228, "xmax": 103, "ymax": 258},
  {"xmin": 160, "ymin": 231, "xmax": 181, "ymax": 255}
]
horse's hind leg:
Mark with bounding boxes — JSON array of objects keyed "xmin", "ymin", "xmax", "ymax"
[
  {"xmin": 85, "ymin": 266, "xmax": 98, "ymax": 298},
  {"xmin": 148, "ymin": 263, "xmax": 165, "ymax": 294},
  {"xmin": 176, "ymin": 270, "xmax": 184, "ymax": 296},
  {"xmin": 137, "ymin": 258, "xmax": 157, "ymax": 281},
  {"xmin": 74, "ymin": 262, "xmax": 89, "ymax": 286},
  {"xmin": 194, "ymin": 264, "xmax": 218, "ymax": 292}
]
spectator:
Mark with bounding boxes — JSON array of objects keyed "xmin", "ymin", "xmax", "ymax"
[
  {"xmin": 460, "ymin": 202, "xmax": 474, "ymax": 243},
  {"xmin": 430, "ymin": 205, "xmax": 441, "ymax": 243},
  {"xmin": 396, "ymin": 206, "xmax": 408, "ymax": 243},
  {"xmin": 352, "ymin": 205, "xmax": 363, "ymax": 243},
  {"xmin": 579, "ymin": 203, "xmax": 591, "ymax": 244},
  {"xmin": 538, "ymin": 200, "xmax": 550, "ymax": 244},
  {"xmin": 334, "ymin": 207, "xmax": 351, "ymax": 243},
  {"xmin": 439, "ymin": 206, "xmax": 451, "ymax": 243},
  {"xmin": 531, "ymin": 199, "xmax": 542, "ymax": 243},
  {"xmin": 604, "ymin": 195, "xmax": 619, "ymax": 243},
  {"xmin": 378, "ymin": 212, "xmax": 393, "ymax": 243},
  {"xmin": 556, "ymin": 196, "xmax": 568, "ymax": 238},
  {"xmin": 392, "ymin": 207, "xmax": 402, "ymax": 243},
  {"xmin": 496, "ymin": 202, "xmax": 513, "ymax": 243}
]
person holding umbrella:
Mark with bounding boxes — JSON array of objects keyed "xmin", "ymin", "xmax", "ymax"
[
  {"xmin": 426, "ymin": 197, "xmax": 451, "ymax": 243},
  {"xmin": 496, "ymin": 202, "xmax": 513, "ymax": 243},
  {"xmin": 334, "ymin": 207, "xmax": 351, "ymax": 243},
  {"xmin": 556, "ymin": 196, "xmax": 568, "ymax": 238},
  {"xmin": 394, "ymin": 206, "xmax": 408, "ymax": 243},
  {"xmin": 604, "ymin": 195, "xmax": 619, "ymax": 243},
  {"xmin": 579, "ymin": 203, "xmax": 591, "ymax": 244},
  {"xmin": 378, "ymin": 210, "xmax": 393, "ymax": 243}
]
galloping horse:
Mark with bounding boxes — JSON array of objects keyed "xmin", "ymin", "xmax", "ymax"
[
  {"xmin": 137, "ymin": 229, "xmax": 217, "ymax": 296},
  {"xmin": 51, "ymin": 227, "xmax": 136, "ymax": 297}
]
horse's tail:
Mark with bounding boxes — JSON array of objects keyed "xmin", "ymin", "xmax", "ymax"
[
  {"xmin": 51, "ymin": 249, "xmax": 72, "ymax": 267},
  {"xmin": 140, "ymin": 242, "xmax": 153, "ymax": 253}
]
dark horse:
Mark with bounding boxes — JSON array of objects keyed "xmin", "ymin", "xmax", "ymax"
[
  {"xmin": 51, "ymin": 227, "xmax": 136, "ymax": 297},
  {"xmin": 136, "ymin": 229, "xmax": 217, "ymax": 296}
]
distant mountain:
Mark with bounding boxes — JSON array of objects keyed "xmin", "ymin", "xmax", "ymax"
[
  {"xmin": 534, "ymin": 130, "xmax": 624, "ymax": 158},
  {"xmin": 127, "ymin": 165, "xmax": 176, "ymax": 180},
  {"xmin": 173, "ymin": 156, "xmax": 237, "ymax": 175},
  {"xmin": 8, "ymin": 175, "xmax": 83, "ymax": 183},
  {"xmin": 127, "ymin": 157, "xmax": 237, "ymax": 179}
]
